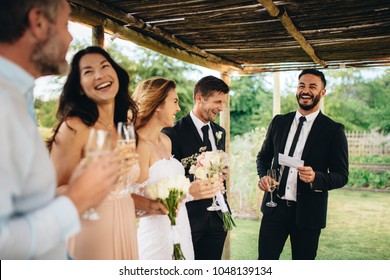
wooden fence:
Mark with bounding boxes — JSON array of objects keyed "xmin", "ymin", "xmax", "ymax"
[{"xmin": 346, "ymin": 131, "xmax": 390, "ymax": 156}]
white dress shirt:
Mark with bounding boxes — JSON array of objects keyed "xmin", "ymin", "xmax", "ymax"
[
  {"xmin": 282, "ymin": 110, "xmax": 319, "ymax": 201},
  {"xmin": 0, "ymin": 57, "xmax": 80, "ymax": 259},
  {"xmin": 190, "ymin": 111, "xmax": 217, "ymax": 151}
]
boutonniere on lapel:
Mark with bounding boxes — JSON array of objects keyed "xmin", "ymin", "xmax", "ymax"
[{"xmin": 215, "ymin": 131, "xmax": 223, "ymax": 146}]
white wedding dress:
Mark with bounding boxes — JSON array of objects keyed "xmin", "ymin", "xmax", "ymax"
[{"xmin": 137, "ymin": 157, "xmax": 195, "ymax": 260}]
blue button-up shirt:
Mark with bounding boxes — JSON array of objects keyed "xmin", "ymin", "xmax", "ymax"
[{"xmin": 0, "ymin": 56, "xmax": 80, "ymax": 259}]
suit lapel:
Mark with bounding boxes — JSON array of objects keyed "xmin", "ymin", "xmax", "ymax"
[
  {"xmin": 210, "ymin": 122, "xmax": 226, "ymax": 151},
  {"xmin": 278, "ymin": 113, "xmax": 295, "ymax": 155},
  {"xmin": 183, "ymin": 114, "xmax": 204, "ymax": 147}
]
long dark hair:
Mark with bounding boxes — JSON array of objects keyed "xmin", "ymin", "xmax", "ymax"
[{"xmin": 47, "ymin": 46, "xmax": 138, "ymax": 150}]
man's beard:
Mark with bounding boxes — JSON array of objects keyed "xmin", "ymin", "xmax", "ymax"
[
  {"xmin": 31, "ymin": 28, "xmax": 68, "ymax": 76},
  {"xmin": 296, "ymin": 93, "xmax": 321, "ymax": 111}
]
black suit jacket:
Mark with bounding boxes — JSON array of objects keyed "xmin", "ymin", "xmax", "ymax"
[
  {"xmin": 162, "ymin": 113, "xmax": 228, "ymax": 231},
  {"xmin": 256, "ymin": 111, "xmax": 349, "ymax": 229}
]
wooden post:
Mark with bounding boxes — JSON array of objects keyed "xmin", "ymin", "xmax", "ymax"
[
  {"xmin": 92, "ymin": 25, "xmax": 105, "ymax": 48},
  {"xmin": 219, "ymin": 72, "xmax": 231, "ymax": 260}
]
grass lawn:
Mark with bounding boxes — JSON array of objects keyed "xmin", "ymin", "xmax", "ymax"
[{"xmin": 228, "ymin": 189, "xmax": 390, "ymax": 260}]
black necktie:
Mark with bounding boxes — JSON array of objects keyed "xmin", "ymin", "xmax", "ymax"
[
  {"xmin": 201, "ymin": 125, "xmax": 212, "ymax": 151},
  {"xmin": 278, "ymin": 116, "xmax": 307, "ymax": 197}
]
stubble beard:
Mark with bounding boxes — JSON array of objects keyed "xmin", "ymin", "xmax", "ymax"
[
  {"xmin": 31, "ymin": 27, "xmax": 69, "ymax": 76},
  {"xmin": 296, "ymin": 93, "xmax": 321, "ymax": 111}
]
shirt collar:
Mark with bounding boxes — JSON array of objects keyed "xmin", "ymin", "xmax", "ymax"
[
  {"xmin": 0, "ymin": 56, "xmax": 35, "ymax": 103},
  {"xmin": 190, "ymin": 110, "xmax": 210, "ymax": 131},
  {"xmin": 295, "ymin": 109, "xmax": 320, "ymax": 123}
]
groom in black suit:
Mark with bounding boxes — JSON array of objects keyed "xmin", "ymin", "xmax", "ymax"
[
  {"xmin": 163, "ymin": 76, "xmax": 230, "ymax": 259},
  {"xmin": 256, "ymin": 69, "xmax": 349, "ymax": 259}
]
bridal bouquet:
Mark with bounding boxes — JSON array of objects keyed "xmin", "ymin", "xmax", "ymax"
[
  {"xmin": 145, "ymin": 174, "xmax": 191, "ymax": 260},
  {"xmin": 188, "ymin": 150, "xmax": 236, "ymax": 231}
]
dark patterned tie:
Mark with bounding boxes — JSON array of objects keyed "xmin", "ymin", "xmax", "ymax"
[
  {"xmin": 278, "ymin": 116, "xmax": 307, "ymax": 197},
  {"xmin": 201, "ymin": 125, "xmax": 212, "ymax": 151}
]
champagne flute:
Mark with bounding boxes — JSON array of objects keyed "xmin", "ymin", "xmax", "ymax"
[
  {"xmin": 266, "ymin": 169, "xmax": 278, "ymax": 207},
  {"xmin": 82, "ymin": 128, "xmax": 112, "ymax": 220},
  {"xmin": 207, "ymin": 170, "xmax": 221, "ymax": 211},
  {"xmin": 115, "ymin": 122, "xmax": 136, "ymax": 195}
]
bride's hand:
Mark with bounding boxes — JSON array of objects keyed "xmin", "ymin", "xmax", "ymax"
[{"xmin": 132, "ymin": 193, "xmax": 168, "ymax": 217}]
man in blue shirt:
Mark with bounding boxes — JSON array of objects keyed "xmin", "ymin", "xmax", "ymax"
[{"xmin": 0, "ymin": 0, "xmax": 119, "ymax": 259}]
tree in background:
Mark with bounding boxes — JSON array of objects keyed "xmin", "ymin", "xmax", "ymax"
[
  {"xmin": 34, "ymin": 98, "xmax": 58, "ymax": 128},
  {"xmin": 229, "ymin": 75, "xmax": 272, "ymax": 135},
  {"xmin": 128, "ymin": 48, "xmax": 200, "ymax": 120},
  {"xmin": 325, "ymin": 68, "xmax": 390, "ymax": 133},
  {"xmin": 36, "ymin": 39, "xmax": 389, "ymax": 136}
]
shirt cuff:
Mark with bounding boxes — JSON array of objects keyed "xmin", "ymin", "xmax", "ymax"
[{"xmin": 52, "ymin": 196, "xmax": 81, "ymax": 240}]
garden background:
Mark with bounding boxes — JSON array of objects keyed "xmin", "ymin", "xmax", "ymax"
[{"xmin": 36, "ymin": 23, "xmax": 390, "ymax": 260}]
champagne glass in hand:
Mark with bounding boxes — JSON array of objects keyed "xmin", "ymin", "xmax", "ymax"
[
  {"xmin": 82, "ymin": 128, "xmax": 113, "ymax": 220},
  {"xmin": 116, "ymin": 122, "xmax": 137, "ymax": 194},
  {"xmin": 206, "ymin": 171, "xmax": 221, "ymax": 211},
  {"xmin": 266, "ymin": 169, "xmax": 278, "ymax": 207}
]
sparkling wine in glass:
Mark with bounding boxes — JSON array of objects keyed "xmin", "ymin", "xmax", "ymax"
[
  {"xmin": 115, "ymin": 122, "xmax": 136, "ymax": 195},
  {"xmin": 207, "ymin": 171, "xmax": 221, "ymax": 211},
  {"xmin": 82, "ymin": 128, "xmax": 112, "ymax": 220},
  {"xmin": 266, "ymin": 169, "xmax": 278, "ymax": 208}
]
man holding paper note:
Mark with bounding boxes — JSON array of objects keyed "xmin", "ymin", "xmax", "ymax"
[{"xmin": 256, "ymin": 69, "xmax": 349, "ymax": 260}]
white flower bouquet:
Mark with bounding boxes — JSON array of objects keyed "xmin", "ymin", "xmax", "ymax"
[
  {"xmin": 189, "ymin": 150, "xmax": 236, "ymax": 231},
  {"xmin": 145, "ymin": 174, "xmax": 191, "ymax": 260}
]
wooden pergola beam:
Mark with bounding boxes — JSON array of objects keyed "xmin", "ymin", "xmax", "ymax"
[
  {"xmin": 257, "ymin": 0, "xmax": 327, "ymax": 67},
  {"xmin": 92, "ymin": 25, "xmax": 104, "ymax": 48},
  {"xmin": 69, "ymin": 3, "xmax": 237, "ymax": 73},
  {"xmin": 68, "ymin": 0, "xmax": 242, "ymax": 71}
]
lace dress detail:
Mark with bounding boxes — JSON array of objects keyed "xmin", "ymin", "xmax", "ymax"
[{"xmin": 137, "ymin": 157, "xmax": 194, "ymax": 260}]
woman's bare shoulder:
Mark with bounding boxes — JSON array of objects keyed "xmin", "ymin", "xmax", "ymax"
[{"xmin": 55, "ymin": 117, "xmax": 90, "ymax": 147}]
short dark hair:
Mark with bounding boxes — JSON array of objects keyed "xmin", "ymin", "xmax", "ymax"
[
  {"xmin": 0, "ymin": 0, "xmax": 62, "ymax": 43},
  {"xmin": 298, "ymin": 69, "xmax": 327, "ymax": 88},
  {"xmin": 193, "ymin": 75, "xmax": 229, "ymax": 100}
]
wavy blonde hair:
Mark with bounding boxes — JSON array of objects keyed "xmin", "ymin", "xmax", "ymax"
[{"xmin": 132, "ymin": 77, "xmax": 176, "ymax": 130}]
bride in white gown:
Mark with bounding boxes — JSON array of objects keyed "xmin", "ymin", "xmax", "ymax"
[
  {"xmin": 132, "ymin": 78, "xmax": 221, "ymax": 260},
  {"xmin": 137, "ymin": 157, "xmax": 194, "ymax": 259}
]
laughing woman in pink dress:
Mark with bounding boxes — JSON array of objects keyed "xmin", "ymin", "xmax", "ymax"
[{"xmin": 48, "ymin": 46, "xmax": 140, "ymax": 259}]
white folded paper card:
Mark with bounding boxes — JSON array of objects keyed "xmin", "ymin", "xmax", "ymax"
[{"xmin": 278, "ymin": 153, "xmax": 304, "ymax": 169}]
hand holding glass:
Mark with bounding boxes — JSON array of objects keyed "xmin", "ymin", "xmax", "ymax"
[
  {"xmin": 266, "ymin": 169, "xmax": 278, "ymax": 207},
  {"xmin": 115, "ymin": 122, "xmax": 137, "ymax": 195},
  {"xmin": 82, "ymin": 128, "xmax": 112, "ymax": 220},
  {"xmin": 206, "ymin": 171, "xmax": 222, "ymax": 211}
]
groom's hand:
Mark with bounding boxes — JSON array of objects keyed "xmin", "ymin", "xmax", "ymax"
[{"xmin": 189, "ymin": 178, "xmax": 222, "ymax": 200}]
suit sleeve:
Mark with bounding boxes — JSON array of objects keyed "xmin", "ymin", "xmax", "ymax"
[
  {"xmin": 256, "ymin": 117, "xmax": 276, "ymax": 178},
  {"xmin": 312, "ymin": 123, "xmax": 349, "ymax": 191}
]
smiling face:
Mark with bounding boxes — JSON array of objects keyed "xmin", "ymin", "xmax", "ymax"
[
  {"xmin": 296, "ymin": 73, "xmax": 326, "ymax": 114},
  {"xmin": 157, "ymin": 88, "xmax": 181, "ymax": 128},
  {"xmin": 195, "ymin": 91, "xmax": 227, "ymax": 123},
  {"xmin": 79, "ymin": 53, "xmax": 119, "ymax": 104}
]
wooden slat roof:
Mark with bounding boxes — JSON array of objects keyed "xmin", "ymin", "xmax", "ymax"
[{"xmin": 68, "ymin": 0, "xmax": 390, "ymax": 73}]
